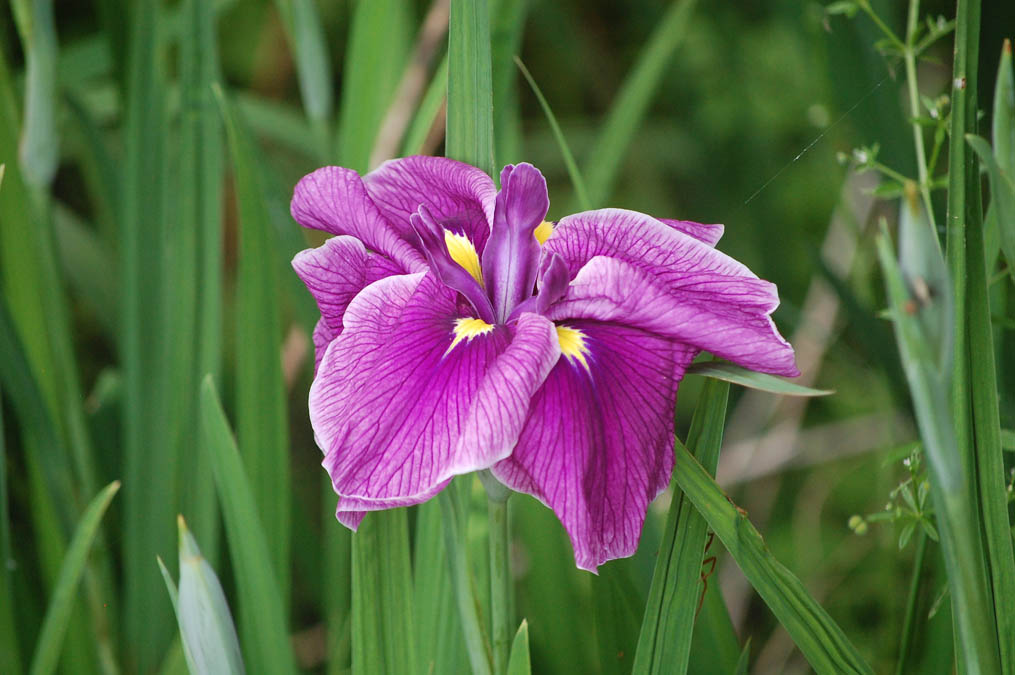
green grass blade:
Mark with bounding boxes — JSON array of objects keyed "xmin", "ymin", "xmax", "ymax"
[
  {"xmin": 633, "ymin": 379, "xmax": 729, "ymax": 675},
  {"xmin": 0, "ymin": 379, "xmax": 22, "ymax": 674},
  {"xmin": 447, "ymin": 0, "xmax": 495, "ymax": 176},
  {"xmin": 28, "ymin": 480, "xmax": 120, "ymax": 675},
  {"xmin": 995, "ymin": 40, "xmax": 1013, "ymax": 176},
  {"xmin": 121, "ymin": 0, "xmax": 176, "ymax": 667},
  {"xmin": 580, "ymin": 0, "xmax": 698, "ymax": 206},
  {"xmin": 505, "ymin": 620, "xmax": 531, "ymax": 675},
  {"xmin": 10, "ymin": 0, "xmax": 59, "ymax": 187},
  {"xmin": 687, "ymin": 573, "xmax": 741, "ymax": 674},
  {"xmin": 176, "ymin": 516, "xmax": 246, "ymax": 675},
  {"xmin": 199, "ymin": 376, "xmax": 298, "ymax": 675},
  {"xmin": 323, "ymin": 482, "xmax": 352, "ymax": 675},
  {"xmin": 876, "ymin": 223, "xmax": 1000, "ymax": 675},
  {"xmin": 158, "ymin": 556, "xmax": 179, "ymax": 611},
  {"xmin": 732, "ymin": 638, "xmax": 751, "ymax": 675},
  {"xmin": 336, "ymin": 0, "xmax": 411, "ymax": 170},
  {"xmin": 439, "ymin": 482, "xmax": 493, "ymax": 675},
  {"xmin": 351, "ymin": 511, "xmax": 417, "ymax": 675},
  {"xmin": 178, "ymin": 0, "xmax": 224, "ymax": 559},
  {"xmin": 401, "ymin": 54, "xmax": 449, "ymax": 156},
  {"xmin": 685, "ymin": 362, "xmax": 833, "ymax": 397},
  {"xmin": 414, "ymin": 499, "xmax": 466, "ymax": 675},
  {"xmin": 514, "ymin": 56, "xmax": 591, "ymax": 211},
  {"xmin": 216, "ymin": 84, "xmax": 291, "ymax": 604},
  {"xmin": 274, "ymin": 0, "xmax": 333, "ymax": 148},
  {"xmin": 52, "ymin": 204, "xmax": 117, "ymax": 336},
  {"xmin": 672, "ymin": 445, "xmax": 872, "ymax": 674}
]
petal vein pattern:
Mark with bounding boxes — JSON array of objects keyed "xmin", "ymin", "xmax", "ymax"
[{"xmin": 311, "ymin": 273, "xmax": 559, "ymax": 511}]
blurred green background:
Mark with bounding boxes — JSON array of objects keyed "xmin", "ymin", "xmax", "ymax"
[{"xmin": 1, "ymin": 0, "xmax": 1013, "ymax": 673}]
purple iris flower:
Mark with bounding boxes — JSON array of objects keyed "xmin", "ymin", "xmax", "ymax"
[{"xmin": 291, "ymin": 156, "xmax": 798, "ymax": 571}]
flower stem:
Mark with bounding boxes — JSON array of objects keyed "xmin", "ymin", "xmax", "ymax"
[
  {"xmin": 903, "ymin": 0, "xmax": 938, "ymax": 238},
  {"xmin": 438, "ymin": 485, "xmax": 493, "ymax": 675},
  {"xmin": 487, "ymin": 488, "xmax": 511, "ymax": 675},
  {"xmin": 894, "ymin": 530, "xmax": 927, "ymax": 675}
]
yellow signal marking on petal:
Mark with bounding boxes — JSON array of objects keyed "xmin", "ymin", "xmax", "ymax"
[
  {"xmin": 556, "ymin": 325, "xmax": 590, "ymax": 372},
  {"xmin": 447, "ymin": 317, "xmax": 495, "ymax": 355},
  {"xmin": 444, "ymin": 230, "xmax": 484, "ymax": 286},
  {"xmin": 534, "ymin": 220, "xmax": 554, "ymax": 245}
]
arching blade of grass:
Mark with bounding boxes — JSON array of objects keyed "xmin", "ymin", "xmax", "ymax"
[
  {"xmin": 199, "ymin": 377, "xmax": 298, "ymax": 675},
  {"xmin": 336, "ymin": 0, "xmax": 411, "ymax": 170},
  {"xmin": 28, "ymin": 480, "xmax": 121, "ymax": 675},
  {"xmin": 672, "ymin": 443, "xmax": 872, "ymax": 674},
  {"xmin": 514, "ymin": 56, "xmax": 591, "ymax": 211},
  {"xmin": 216, "ymin": 84, "xmax": 291, "ymax": 607},
  {"xmin": 10, "ymin": 0, "xmax": 60, "ymax": 187},
  {"xmin": 273, "ymin": 0, "xmax": 332, "ymax": 154},
  {"xmin": 580, "ymin": 0, "xmax": 698, "ymax": 206},
  {"xmin": 686, "ymin": 362, "xmax": 833, "ymax": 397},
  {"xmin": 177, "ymin": 0, "xmax": 224, "ymax": 561},
  {"xmin": 633, "ymin": 379, "xmax": 728, "ymax": 675}
]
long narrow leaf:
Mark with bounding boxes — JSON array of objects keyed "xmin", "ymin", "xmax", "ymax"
[
  {"xmin": 216, "ymin": 84, "xmax": 291, "ymax": 604},
  {"xmin": 0, "ymin": 377, "xmax": 21, "ymax": 674},
  {"xmin": 177, "ymin": 0, "xmax": 224, "ymax": 560},
  {"xmin": 505, "ymin": 620, "xmax": 531, "ymax": 675},
  {"xmin": 580, "ymin": 0, "xmax": 698, "ymax": 206},
  {"xmin": 447, "ymin": 0, "xmax": 495, "ymax": 176},
  {"xmin": 28, "ymin": 481, "xmax": 121, "ymax": 675},
  {"xmin": 414, "ymin": 499, "xmax": 466, "ymax": 675},
  {"xmin": 198, "ymin": 376, "xmax": 298, "ymax": 675},
  {"xmin": 686, "ymin": 362, "xmax": 833, "ymax": 397},
  {"xmin": 336, "ymin": 0, "xmax": 411, "ymax": 170},
  {"xmin": 10, "ymin": 0, "xmax": 59, "ymax": 186},
  {"xmin": 401, "ymin": 55, "xmax": 449, "ymax": 156},
  {"xmin": 121, "ymin": 0, "xmax": 175, "ymax": 666},
  {"xmin": 672, "ymin": 445, "xmax": 872, "ymax": 674},
  {"xmin": 274, "ymin": 0, "xmax": 333, "ymax": 146},
  {"xmin": 633, "ymin": 379, "xmax": 729, "ymax": 675},
  {"xmin": 351, "ymin": 511, "xmax": 417, "ymax": 675}
]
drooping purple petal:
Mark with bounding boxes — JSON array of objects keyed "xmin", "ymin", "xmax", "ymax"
[
  {"xmin": 658, "ymin": 218, "xmax": 724, "ymax": 247},
  {"xmin": 364, "ymin": 156, "xmax": 497, "ymax": 253},
  {"xmin": 482, "ymin": 164, "xmax": 550, "ymax": 322},
  {"xmin": 455, "ymin": 312, "xmax": 561, "ymax": 464},
  {"xmin": 291, "ymin": 166, "xmax": 426, "ymax": 272},
  {"xmin": 491, "ymin": 321, "xmax": 697, "ymax": 572},
  {"xmin": 312, "ymin": 318, "xmax": 334, "ymax": 374},
  {"xmin": 547, "ymin": 255, "xmax": 799, "ymax": 376},
  {"xmin": 410, "ymin": 205, "xmax": 495, "ymax": 323},
  {"xmin": 311, "ymin": 271, "xmax": 559, "ymax": 515},
  {"xmin": 293, "ymin": 235, "xmax": 406, "ymax": 337}
]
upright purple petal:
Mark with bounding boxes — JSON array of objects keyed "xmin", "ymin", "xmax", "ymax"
[
  {"xmin": 492, "ymin": 321, "xmax": 697, "ymax": 572},
  {"xmin": 481, "ymin": 163, "xmax": 550, "ymax": 322},
  {"xmin": 410, "ymin": 205, "xmax": 495, "ymax": 323},
  {"xmin": 291, "ymin": 166, "xmax": 426, "ymax": 272},
  {"xmin": 657, "ymin": 219, "xmax": 724, "ymax": 247},
  {"xmin": 364, "ymin": 156, "xmax": 497, "ymax": 253},
  {"xmin": 547, "ymin": 255, "xmax": 799, "ymax": 376},
  {"xmin": 293, "ymin": 235, "xmax": 406, "ymax": 336},
  {"xmin": 311, "ymin": 271, "xmax": 559, "ymax": 517}
]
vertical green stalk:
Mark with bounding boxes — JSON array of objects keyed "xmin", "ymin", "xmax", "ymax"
[
  {"xmin": 903, "ymin": 0, "xmax": 937, "ymax": 234},
  {"xmin": 632, "ymin": 379, "xmax": 729, "ymax": 675},
  {"xmin": 487, "ymin": 493, "xmax": 511, "ymax": 675},
  {"xmin": 10, "ymin": 0, "xmax": 59, "ymax": 187},
  {"xmin": 439, "ymin": 485, "xmax": 493, "ymax": 675},
  {"xmin": 447, "ymin": 0, "xmax": 495, "ymax": 177},
  {"xmin": 894, "ymin": 531, "xmax": 927, "ymax": 675},
  {"xmin": 122, "ymin": 0, "xmax": 174, "ymax": 668},
  {"xmin": 0, "ymin": 382, "xmax": 20, "ymax": 675},
  {"xmin": 177, "ymin": 0, "xmax": 224, "ymax": 559}
]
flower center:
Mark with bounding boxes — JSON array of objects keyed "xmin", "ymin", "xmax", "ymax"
[
  {"xmin": 556, "ymin": 325, "xmax": 590, "ymax": 372},
  {"xmin": 444, "ymin": 230, "xmax": 484, "ymax": 286}
]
